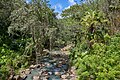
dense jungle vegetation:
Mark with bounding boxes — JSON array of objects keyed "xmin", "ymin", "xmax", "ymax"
[{"xmin": 0, "ymin": 0, "xmax": 120, "ymax": 80}]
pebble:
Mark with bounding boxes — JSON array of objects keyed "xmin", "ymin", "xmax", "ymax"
[
  {"xmin": 59, "ymin": 61, "xmax": 62, "ymax": 64},
  {"xmin": 70, "ymin": 74, "xmax": 75, "ymax": 77},
  {"xmin": 61, "ymin": 75, "xmax": 67, "ymax": 79},
  {"xmin": 13, "ymin": 75, "xmax": 22, "ymax": 80},
  {"xmin": 16, "ymin": 51, "xmax": 77, "ymax": 80},
  {"xmin": 66, "ymin": 73, "xmax": 70, "ymax": 76},
  {"xmin": 8, "ymin": 75, "xmax": 14, "ymax": 80},
  {"xmin": 38, "ymin": 71, "xmax": 42, "ymax": 75},
  {"xmin": 63, "ymin": 79, "xmax": 68, "ymax": 80},
  {"xmin": 19, "ymin": 69, "xmax": 25, "ymax": 74},
  {"xmin": 53, "ymin": 63, "xmax": 57, "ymax": 66},
  {"xmin": 57, "ymin": 63, "xmax": 62, "ymax": 67},
  {"xmin": 36, "ymin": 64, "xmax": 41, "ymax": 68},
  {"xmin": 48, "ymin": 72, "xmax": 52, "ymax": 75},
  {"xmin": 25, "ymin": 69, "xmax": 31, "ymax": 74},
  {"xmin": 40, "ymin": 76, "xmax": 48, "ymax": 80},
  {"xmin": 20, "ymin": 73, "xmax": 27, "ymax": 79},
  {"xmin": 30, "ymin": 65, "xmax": 35, "ymax": 69},
  {"xmin": 62, "ymin": 60, "xmax": 66, "ymax": 64},
  {"xmin": 41, "ymin": 70, "xmax": 49, "ymax": 76},
  {"xmin": 54, "ymin": 71, "xmax": 61, "ymax": 76},
  {"xmin": 33, "ymin": 75, "xmax": 39, "ymax": 80},
  {"xmin": 42, "ymin": 63, "xmax": 45, "ymax": 67},
  {"xmin": 45, "ymin": 62, "xmax": 51, "ymax": 67}
]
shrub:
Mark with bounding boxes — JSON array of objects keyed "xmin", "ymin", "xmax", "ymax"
[
  {"xmin": 0, "ymin": 45, "xmax": 28, "ymax": 79},
  {"xmin": 70, "ymin": 35, "xmax": 120, "ymax": 80}
]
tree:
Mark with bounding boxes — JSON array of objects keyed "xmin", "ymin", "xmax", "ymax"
[
  {"xmin": 8, "ymin": 0, "xmax": 57, "ymax": 63},
  {"xmin": 85, "ymin": 0, "xmax": 120, "ymax": 34},
  {"xmin": 0, "ymin": 0, "xmax": 14, "ymax": 46}
]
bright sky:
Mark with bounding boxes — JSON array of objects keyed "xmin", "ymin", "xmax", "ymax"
[
  {"xmin": 26, "ymin": 0, "xmax": 81, "ymax": 18},
  {"xmin": 49, "ymin": 0, "xmax": 80, "ymax": 18}
]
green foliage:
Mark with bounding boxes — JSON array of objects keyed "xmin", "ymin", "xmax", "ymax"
[
  {"xmin": 0, "ymin": 0, "xmax": 13, "ymax": 36},
  {"xmin": 65, "ymin": 1, "xmax": 120, "ymax": 80},
  {"xmin": 80, "ymin": 10, "xmax": 109, "ymax": 43},
  {"xmin": 0, "ymin": 0, "xmax": 120, "ymax": 79},
  {"xmin": 8, "ymin": 0, "xmax": 58, "ymax": 56},
  {"xmin": 81, "ymin": 10, "xmax": 108, "ymax": 30},
  {"xmin": 0, "ymin": 1, "xmax": 58, "ymax": 79},
  {"xmin": 70, "ymin": 35, "xmax": 120, "ymax": 80},
  {"xmin": 0, "ymin": 45, "xmax": 28, "ymax": 79}
]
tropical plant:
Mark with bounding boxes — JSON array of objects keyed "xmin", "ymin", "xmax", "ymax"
[
  {"xmin": 0, "ymin": 45, "xmax": 28, "ymax": 80},
  {"xmin": 70, "ymin": 35, "xmax": 120, "ymax": 80}
]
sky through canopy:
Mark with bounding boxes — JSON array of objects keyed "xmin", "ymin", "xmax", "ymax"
[{"xmin": 26, "ymin": 0, "xmax": 81, "ymax": 18}]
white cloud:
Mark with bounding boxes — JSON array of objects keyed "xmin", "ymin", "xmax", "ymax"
[
  {"xmin": 52, "ymin": 3, "xmax": 63, "ymax": 19},
  {"xmin": 64, "ymin": 6, "xmax": 71, "ymax": 10},
  {"xmin": 26, "ymin": 0, "xmax": 30, "ymax": 3},
  {"xmin": 52, "ymin": 3, "xmax": 63, "ymax": 11},
  {"xmin": 26, "ymin": 0, "xmax": 29, "ymax": 3},
  {"xmin": 68, "ymin": 0, "xmax": 76, "ymax": 5},
  {"xmin": 56, "ymin": 13, "xmax": 62, "ymax": 19},
  {"xmin": 64, "ymin": 0, "xmax": 76, "ymax": 10}
]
